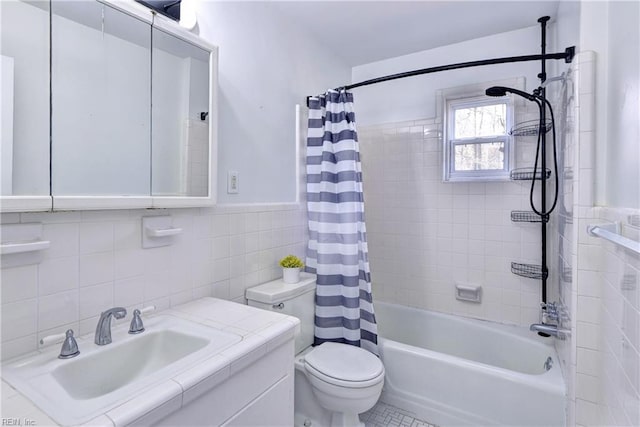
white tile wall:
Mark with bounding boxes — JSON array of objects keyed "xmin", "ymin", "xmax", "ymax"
[
  {"xmin": 550, "ymin": 51, "xmax": 640, "ymax": 427},
  {"xmin": 548, "ymin": 52, "xmax": 604, "ymax": 427},
  {"xmin": 549, "ymin": 54, "xmax": 582, "ymax": 427},
  {"xmin": 593, "ymin": 207, "xmax": 640, "ymax": 426},
  {"xmin": 0, "ymin": 204, "xmax": 307, "ymax": 360},
  {"xmin": 358, "ymin": 101, "xmax": 547, "ymax": 327}
]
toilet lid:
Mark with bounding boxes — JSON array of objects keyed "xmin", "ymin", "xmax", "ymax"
[{"xmin": 305, "ymin": 342, "xmax": 384, "ymax": 382}]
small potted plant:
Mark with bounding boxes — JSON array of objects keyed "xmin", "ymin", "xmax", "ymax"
[{"xmin": 279, "ymin": 255, "xmax": 304, "ymax": 284}]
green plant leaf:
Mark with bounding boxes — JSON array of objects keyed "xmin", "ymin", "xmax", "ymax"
[{"xmin": 279, "ymin": 254, "xmax": 304, "ymax": 268}]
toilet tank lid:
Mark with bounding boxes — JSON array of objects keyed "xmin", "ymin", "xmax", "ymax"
[{"xmin": 245, "ymin": 272, "xmax": 316, "ymax": 304}]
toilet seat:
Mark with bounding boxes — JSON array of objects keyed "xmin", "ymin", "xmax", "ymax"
[
  {"xmin": 304, "ymin": 342, "xmax": 384, "ymax": 388},
  {"xmin": 305, "ymin": 363, "xmax": 384, "ymax": 389}
]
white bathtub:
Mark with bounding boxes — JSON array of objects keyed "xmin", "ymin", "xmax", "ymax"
[{"xmin": 375, "ymin": 302, "xmax": 565, "ymax": 427}]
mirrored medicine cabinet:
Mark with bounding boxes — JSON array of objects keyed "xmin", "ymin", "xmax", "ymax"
[{"xmin": 0, "ymin": 0, "xmax": 217, "ymax": 212}]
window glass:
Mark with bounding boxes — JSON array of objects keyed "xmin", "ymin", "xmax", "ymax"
[
  {"xmin": 454, "ymin": 104, "xmax": 506, "ymax": 138},
  {"xmin": 453, "ymin": 142, "xmax": 505, "ymax": 171}
]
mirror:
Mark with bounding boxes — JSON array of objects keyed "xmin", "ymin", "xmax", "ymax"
[
  {"xmin": 51, "ymin": 1, "xmax": 152, "ymax": 196},
  {"xmin": 151, "ymin": 28, "xmax": 210, "ymax": 197},
  {"xmin": 0, "ymin": 0, "xmax": 216, "ymax": 211},
  {"xmin": 0, "ymin": 1, "xmax": 50, "ymax": 198}
]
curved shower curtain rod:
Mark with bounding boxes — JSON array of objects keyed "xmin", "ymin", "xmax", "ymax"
[{"xmin": 305, "ymin": 46, "xmax": 575, "ymax": 107}]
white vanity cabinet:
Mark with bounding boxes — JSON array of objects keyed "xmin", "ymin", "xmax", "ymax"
[
  {"xmin": 158, "ymin": 341, "xmax": 294, "ymax": 426},
  {"xmin": 1, "ymin": 298, "xmax": 298, "ymax": 427}
]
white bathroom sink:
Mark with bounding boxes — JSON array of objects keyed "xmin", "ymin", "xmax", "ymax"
[
  {"xmin": 2, "ymin": 315, "xmax": 241, "ymax": 425},
  {"xmin": 52, "ymin": 329, "xmax": 209, "ymax": 400}
]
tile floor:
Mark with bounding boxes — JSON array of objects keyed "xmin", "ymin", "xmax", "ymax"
[{"xmin": 361, "ymin": 401, "xmax": 437, "ymax": 427}]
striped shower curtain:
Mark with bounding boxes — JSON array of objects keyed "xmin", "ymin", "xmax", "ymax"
[{"xmin": 305, "ymin": 89, "xmax": 378, "ymax": 355}]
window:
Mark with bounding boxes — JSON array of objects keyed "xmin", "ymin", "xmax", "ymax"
[{"xmin": 443, "ymin": 96, "xmax": 513, "ymax": 181}]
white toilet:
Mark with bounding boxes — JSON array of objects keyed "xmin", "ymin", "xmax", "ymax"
[{"xmin": 246, "ymin": 273, "xmax": 384, "ymax": 427}]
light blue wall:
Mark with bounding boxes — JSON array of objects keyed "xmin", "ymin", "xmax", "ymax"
[
  {"xmin": 604, "ymin": 1, "xmax": 639, "ymax": 209},
  {"xmin": 196, "ymin": 2, "xmax": 351, "ymax": 203},
  {"xmin": 580, "ymin": 1, "xmax": 640, "ymax": 209}
]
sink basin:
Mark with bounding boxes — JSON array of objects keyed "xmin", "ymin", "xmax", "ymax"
[
  {"xmin": 2, "ymin": 314, "xmax": 241, "ymax": 425},
  {"xmin": 52, "ymin": 329, "xmax": 209, "ymax": 400}
]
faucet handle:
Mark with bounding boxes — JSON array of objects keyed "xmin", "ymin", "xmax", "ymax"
[
  {"xmin": 139, "ymin": 305, "xmax": 156, "ymax": 315},
  {"xmin": 59, "ymin": 329, "xmax": 80, "ymax": 359},
  {"xmin": 128, "ymin": 305, "xmax": 156, "ymax": 334},
  {"xmin": 41, "ymin": 329, "xmax": 80, "ymax": 359},
  {"xmin": 40, "ymin": 331, "xmax": 67, "ymax": 347},
  {"xmin": 544, "ymin": 311, "xmax": 559, "ymax": 324},
  {"xmin": 540, "ymin": 302, "xmax": 559, "ymax": 323}
]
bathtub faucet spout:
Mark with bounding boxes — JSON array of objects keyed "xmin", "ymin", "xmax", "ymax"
[{"xmin": 529, "ymin": 323, "xmax": 570, "ymax": 340}]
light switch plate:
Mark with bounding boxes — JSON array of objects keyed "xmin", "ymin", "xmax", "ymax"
[{"xmin": 227, "ymin": 171, "xmax": 239, "ymax": 194}]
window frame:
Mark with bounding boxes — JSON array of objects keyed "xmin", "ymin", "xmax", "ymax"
[{"xmin": 443, "ymin": 95, "xmax": 514, "ymax": 182}]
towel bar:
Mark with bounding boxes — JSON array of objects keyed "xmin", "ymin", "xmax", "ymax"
[
  {"xmin": 0, "ymin": 240, "xmax": 50, "ymax": 255},
  {"xmin": 587, "ymin": 222, "xmax": 640, "ymax": 255}
]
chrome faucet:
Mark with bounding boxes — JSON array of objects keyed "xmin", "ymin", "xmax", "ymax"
[
  {"xmin": 95, "ymin": 307, "xmax": 127, "ymax": 345},
  {"xmin": 529, "ymin": 323, "xmax": 570, "ymax": 340}
]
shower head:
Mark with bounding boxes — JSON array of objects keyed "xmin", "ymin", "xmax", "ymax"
[
  {"xmin": 485, "ymin": 86, "xmax": 509, "ymax": 97},
  {"xmin": 485, "ymin": 86, "xmax": 539, "ymax": 102}
]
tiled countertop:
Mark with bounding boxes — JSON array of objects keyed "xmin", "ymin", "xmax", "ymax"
[{"xmin": 1, "ymin": 297, "xmax": 299, "ymax": 426}]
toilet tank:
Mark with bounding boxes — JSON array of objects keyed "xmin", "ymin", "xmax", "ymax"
[{"xmin": 245, "ymin": 273, "xmax": 316, "ymax": 354}]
